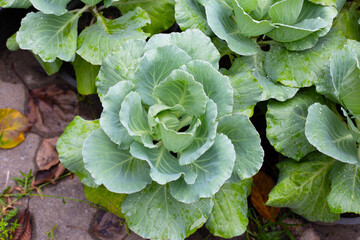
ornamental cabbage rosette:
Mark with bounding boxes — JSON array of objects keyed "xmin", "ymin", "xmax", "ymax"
[
  {"xmin": 57, "ymin": 29, "xmax": 264, "ymax": 239},
  {"xmin": 176, "ymin": 0, "xmax": 343, "ymax": 54}
]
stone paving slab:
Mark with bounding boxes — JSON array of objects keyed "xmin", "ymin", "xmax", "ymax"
[
  {"xmin": 30, "ymin": 177, "xmax": 97, "ymax": 240},
  {"xmin": 1, "ymin": 50, "xmax": 63, "ymax": 89},
  {"xmin": 0, "ymin": 80, "xmax": 27, "ymax": 113},
  {"xmin": 0, "ymin": 133, "xmax": 40, "ymax": 189},
  {"xmin": 313, "ymin": 223, "xmax": 360, "ymax": 240}
]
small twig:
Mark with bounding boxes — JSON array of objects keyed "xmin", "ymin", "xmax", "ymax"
[
  {"xmin": 5, "ymin": 171, "xmax": 10, "ymax": 189},
  {"xmin": 66, "ymin": 225, "xmax": 88, "ymax": 232}
]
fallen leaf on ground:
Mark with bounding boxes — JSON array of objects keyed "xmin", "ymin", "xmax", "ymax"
[
  {"xmin": 33, "ymin": 163, "xmax": 66, "ymax": 186},
  {"xmin": 33, "ymin": 137, "xmax": 66, "ymax": 186},
  {"xmin": 92, "ymin": 211, "xmax": 127, "ymax": 240},
  {"xmin": 251, "ymin": 171, "xmax": 280, "ymax": 222},
  {"xmin": 0, "ymin": 108, "xmax": 29, "ymax": 149},
  {"xmin": 13, "ymin": 207, "xmax": 32, "ymax": 240},
  {"xmin": 35, "ymin": 137, "xmax": 59, "ymax": 170},
  {"xmin": 28, "ymin": 84, "xmax": 79, "ymax": 136}
]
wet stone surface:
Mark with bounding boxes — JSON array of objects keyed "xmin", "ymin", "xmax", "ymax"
[
  {"xmin": 0, "ymin": 80, "xmax": 27, "ymax": 113},
  {"xmin": 0, "ymin": 133, "xmax": 40, "ymax": 189},
  {"xmin": 1, "ymin": 50, "xmax": 63, "ymax": 89},
  {"xmin": 313, "ymin": 223, "xmax": 360, "ymax": 240}
]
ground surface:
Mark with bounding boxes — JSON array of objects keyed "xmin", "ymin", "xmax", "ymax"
[{"xmin": 1, "ymin": 49, "xmax": 360, "ymax": 240}]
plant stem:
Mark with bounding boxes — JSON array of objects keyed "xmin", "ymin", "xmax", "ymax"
[
  {"xmin": 1, "ymin": 172, "xmax": 89, "ymax": 205},
  {"xmin": 257, "ymin": 40, "xmax": 273, "ymax": 46},
  {"xmin": 355, "ymin": 116, "xmax": 360, "ymax": 130},
  {"xmin": 69, "ymin": 4, "xmax": 91, "ymax": 14},
  {"xmin": 91, "ymin": 8, "xmax": 110, "ymax": 34},
  {"xmin": 91, "ymin": 7, "xmax": 101, "ymax": 17},
  {"xmin": 37, "ymin": 172, "xmax": 72, "ymax": 189},
  {"xmin": 4, "ymin": 193, "xmax": 92, "ymax": 205},
  {"xmin": 229, "ymin": 54, "xmax": 234, "ymax": 65},
  {"xmin": 30, "ymin": 193, "xmax": 92, "ymax": 205},
  {"xmin": 98, "ymin": 5, "xmax": 106, "ymax": 11}
]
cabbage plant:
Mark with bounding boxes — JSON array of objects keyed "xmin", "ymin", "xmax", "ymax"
[
  {"xmin": 264, "ymin": 40, "xmax": 360, "ymax": 222},
  {"xmin": 57, "ymin": 29, "xmax": 264, "ymax": 239},
  {"xmin": 175, "ymin": 0, "xmax": 344, "ymax": 54}
]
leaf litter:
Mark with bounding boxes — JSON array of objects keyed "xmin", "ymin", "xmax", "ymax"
[
  {"xmin": 92, "ymin": 211, "xmax": 128, "ymax": 240},
  {"xmin": 27, "ymin": 84, "xmax": 79, "ymax": 136},
  {"xmin": 13, "ymin": 207, "xmax": 32, "ymax": 240},
  {"xmin": 0, "ymin": 108, "xmax": 30, "ymax": 149},
  {"xmin": 251, "ymin": 171, "xmax": 280, "ymax": 222},
  {"xmin": 33, "ymin": 137, "xmax": 66, "ymax": 186}
]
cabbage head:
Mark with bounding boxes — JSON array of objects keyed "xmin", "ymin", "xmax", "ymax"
[
  {"xmin": 201, "ymin": 0, "xmax": 342, "ymax": 53},
  {"xmin": 57, "ymin": 29, "xmax": 264, "ymax": 239}
]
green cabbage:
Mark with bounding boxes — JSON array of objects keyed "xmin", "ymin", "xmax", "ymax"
[
  {"xmin": 57, "ymin": 29, "xmax": 264, "ymax": 239},
  {"xmin": 176, "ymin": 0, "xmax": 343, "ymax": 53}
]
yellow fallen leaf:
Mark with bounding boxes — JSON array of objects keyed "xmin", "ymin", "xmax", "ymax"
[
  {"xmin": 0, "ymin": 108, "xmax": 29, "ymax": 149},
  {"xmin": 251, "ymin": 171, "xmax": 280, "ymax": 222}
]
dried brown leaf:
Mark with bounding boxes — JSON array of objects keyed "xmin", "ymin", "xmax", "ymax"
[
  {"xmin": 33, "ymin": 163, "xmax": 66, "ymax": 186},
  {"xmin": 251, "ymin": 171, "xmax": 280, "ymax": 222},
  {"xmin": 35, "ymin": 137, "xmax": 59, "ymax": 171},
  {"xmin": 92, "ymin": 211, "xmax": 127, "ymax": 240},
  {"xmin": 13, "ymin": 208, "xmax": 32, "ymax": 240},
  {"xmin": 27, "ymin": 84, "xmax": 78, "ymax": 135}
]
